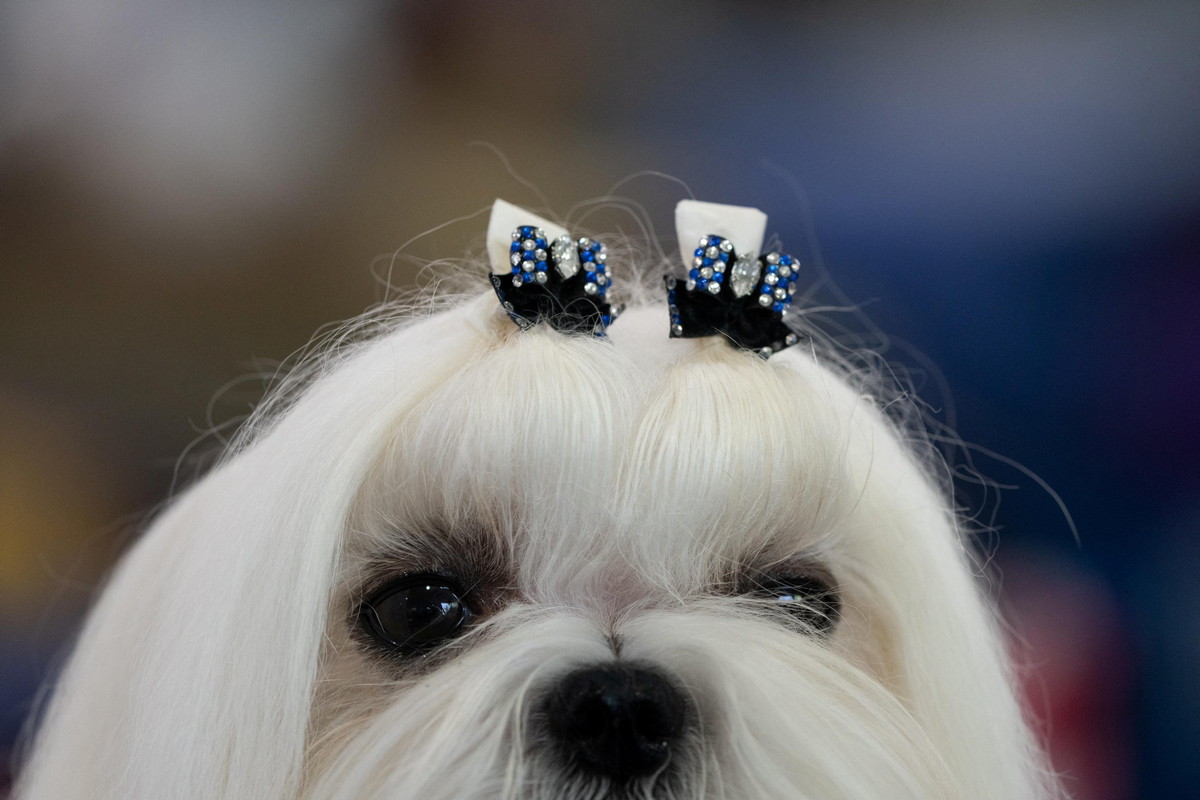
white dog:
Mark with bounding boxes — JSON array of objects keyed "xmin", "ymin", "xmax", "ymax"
[{"xmin": 16, "ymin": 200, "xmax": 1062, "ymax": 799}]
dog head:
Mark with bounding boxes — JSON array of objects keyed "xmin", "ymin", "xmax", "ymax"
[{"xmin": 17, "ymin": 201, "xmax": 1059, "ymax": 800}]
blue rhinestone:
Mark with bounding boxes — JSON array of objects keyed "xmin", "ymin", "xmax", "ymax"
[
  {"xmin": 689, "ymin": 268, "xmax": 699, "ymax": 279},
  {"xmin": 713, "ymin": 272, "xmax": 724, "ymax": 283},
  {"xmin": 773, "ymin": 301, "xmax": 784, "ymax": 312},
  {"xmin": 694, "ymin": 248, "xmax": 704, "ymax": 258},
  {"xmin": 696, "ymin": 278, "xmax": 709, "ymax": 290},
  {"xmin": 586, "ymin": 270, "xmax": 596, "ymax": 280},
  {"xmin": 581, "ymin": 251, "xmax": 594, "ymax": 262},
  {"xmin": 519, "ymin": 226, "xmax": 533, "ymax": 236},
  {"xmin": 536, "ymin": 261, "xmax": 547, "ymax": 271},
  {"xmin": 767, "ymin": 264, "xmax": 778, "ymax": 272},
  {"xmin": 761, "ymin": 284, "xmax": 772, "ymax": 293},
  {"xmin": 701, "ymin": 257, "xmax": 713, "ymax": 267},
  {"xmin": 511, "ymin": 266, "xmax": 520, "ymax": 275}
]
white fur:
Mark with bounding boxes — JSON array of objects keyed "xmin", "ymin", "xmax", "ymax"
[{"xmin": 16, "ymin": 264, "xmax": 1063, "ymax": 798}]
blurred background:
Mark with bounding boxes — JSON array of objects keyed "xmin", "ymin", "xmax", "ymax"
[{"xmin": 1, "ymin": 1, "xmax": 1197, "ymax": 796}]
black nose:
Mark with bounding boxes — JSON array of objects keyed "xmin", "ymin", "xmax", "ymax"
[{"xmin": 546, "ymin": 664, "xmax": 687, "ymax": 781}]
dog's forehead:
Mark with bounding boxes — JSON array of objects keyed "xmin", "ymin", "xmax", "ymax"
[{"xmin": 352, "ymin": 303, "xmax": 862, "ymax": 586}]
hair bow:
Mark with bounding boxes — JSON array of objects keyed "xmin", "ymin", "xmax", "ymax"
[
  {"xmin": 665, "ymin": 200, "xmax": 802, "ymax": 357},
  {"xmin": 487, "ymin": 199, "xmax": 617, "ymax": 336}
]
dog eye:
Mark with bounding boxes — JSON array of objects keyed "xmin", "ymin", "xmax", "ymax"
[
  {"xmin": 750, "ymin": 573, "xmax": 840, "ymax": 634},
  {"xmin": 359, "ymin": 575, "xmax": 475, "ymax": 654}
]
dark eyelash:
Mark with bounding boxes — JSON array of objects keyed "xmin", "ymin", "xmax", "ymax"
[{"xmin": 356, "ymin": 566, "xmax": 465, "ymax": 603}]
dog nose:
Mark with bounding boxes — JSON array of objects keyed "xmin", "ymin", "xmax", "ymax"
[{"xmin": 546, "ymin": 664, "xmax": 686, "ymax": 780}]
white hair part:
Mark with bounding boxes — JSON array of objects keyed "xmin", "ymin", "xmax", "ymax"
[{"xmin": 16, "ymin": 244, "xmax": 1064, "ymax": 799}]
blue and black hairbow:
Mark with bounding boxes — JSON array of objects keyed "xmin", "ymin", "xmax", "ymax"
[
  {"xmin": 665, "ymin": 200, "xmax": 802, "ymax": 357},
  {"xmin": 487, "ymin": 200, "xmax": 617, "ymax": 336}
]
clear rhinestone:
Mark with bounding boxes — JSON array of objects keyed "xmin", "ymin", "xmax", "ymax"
[
  {"xmin": 774, "ymin": 287, "xmax": 787, "ymax": 300},
  {"xmin": 758, "ymin": 293, "xmax": 772, "ymax": 307},
  {"xmin": 503, "ymin": 301, "xmax": 514, "ymax": 311},
  {"xmin": 698, "ymin": 236, "xmax": 709, "ymax": 247},
  {"xmin": 730, "ymin": 254, "xmax": 760, "ymax": 297},
  {"xmin": 597, "ymin": 274, "xmax": 608, "ymax": 286},
  {"xmin": 596, "ymin": 251, "xmax": 607, "ymax": 263},
  {"xmin": 719, "ymin": 240, "xmax": 733, "ymax": 252},
  {"xmin": 584, "ymin": 282, "xmax": 598, "ymax": 295},
  {"xmin": 707, "ymin": 281, "xmax": 721, "ymax": 295},
  {"xmin": 521, "ymin": 260, "xmax": 535, "ymax": 272},
  {"xmin": 534, "ymin": 270, "xmax": 548, "ymax": 284},
  {"xmin": 511, "ymin": 230, "xmax": 521, "ymax": 241},
  {"xmin": 692, "ymin": 256, "xmax": 703, "ymax": 267},
  {"xmin": 686, "ymin": 279, "xmax": 697, "ymax": 290},
  {"xmin": 699, "ymin": 266, "xmax": 714, "ymax": 279},
  {"xmin": 671, "ymin": 323, "xmax": 684, "ymax": 336},
  {"xmin": 512, "ymin": 274, "xmax": 524, "ymax": 287},
  {"xmin": 550, "ymin": 235, "xmax": 580, "ymax": 278},
  {"xmin": 764, "ymin": 272, "xmax": 779, "ymax": 286},
  {"xmin": 784, "ymin": 333, "xmax": 799, "ymax": 346},
  {"xmin": 714, "ymin": 261, "xmax": 726, "ymax": 272},
  {"xmin": 522, "ymin": 238, "xmax": 535, "ymax": 251},
  {"xmin": 779, "ymin": 266, "xmax": 792, "ymax": 278},
  {"xmin": 578, "ymin": 237, "xmax": 592, "ymax": 249},
  {"xmin": 535, "ymin": 248, "xmax": 547, "ymax": 260},
  {"xmin": 510, "ymin": 252, "xmax": 521, "ymax": 266},
  {"xmin": 765, "ymin": 252, "xmax": 780, "ymax": 265},
  {"xmin": 758, "ymin": 347, "xmax": 773, "ymax": 358},
  {"xmin": 705, "ymin": 246, "xmax": 718, "ymax": 258}
]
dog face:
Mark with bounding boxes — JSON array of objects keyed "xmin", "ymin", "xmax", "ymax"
[{"xmin": 18, "ymin": 241, "xmax": 1057, "ymax": 800}]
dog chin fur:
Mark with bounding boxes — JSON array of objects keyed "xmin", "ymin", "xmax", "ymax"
[{"xmin": 16, "ymin": 270, "xmax": 1063, "ymax": 799}]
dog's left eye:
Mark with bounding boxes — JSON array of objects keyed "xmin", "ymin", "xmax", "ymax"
[
  {"xmin": 749, "ymin": 573, "xmax": 840, "ymax": 634},
  {"xmin": 359, "ymin": 575, "xmax": 475, "ymax": 654}
]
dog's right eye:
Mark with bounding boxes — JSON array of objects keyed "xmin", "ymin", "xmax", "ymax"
[{"xmin": 359, "ymin": 574, "xmax": 475, "ymax": 655}]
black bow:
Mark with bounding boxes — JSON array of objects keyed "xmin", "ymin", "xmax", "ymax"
[
  {"xmin": 665, "ymin": 234, "xmax": 801, "ymax": 357},
  {"xmin": 492, "ymin": 224, "xmax": 617, "ymax": 336}
]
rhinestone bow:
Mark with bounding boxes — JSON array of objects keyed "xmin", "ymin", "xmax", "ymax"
[
  {"xmin": 665, "ymin": 234, "xmax": 802, "ymax": 357},
  {"xmin": 490, "ymin": 224, "xmax": 616, "ymax": 336}
]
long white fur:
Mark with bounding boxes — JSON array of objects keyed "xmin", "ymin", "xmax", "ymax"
[{"xmin": 16, "ymin": 241, "xmax": 1063, "ymax": 798}]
